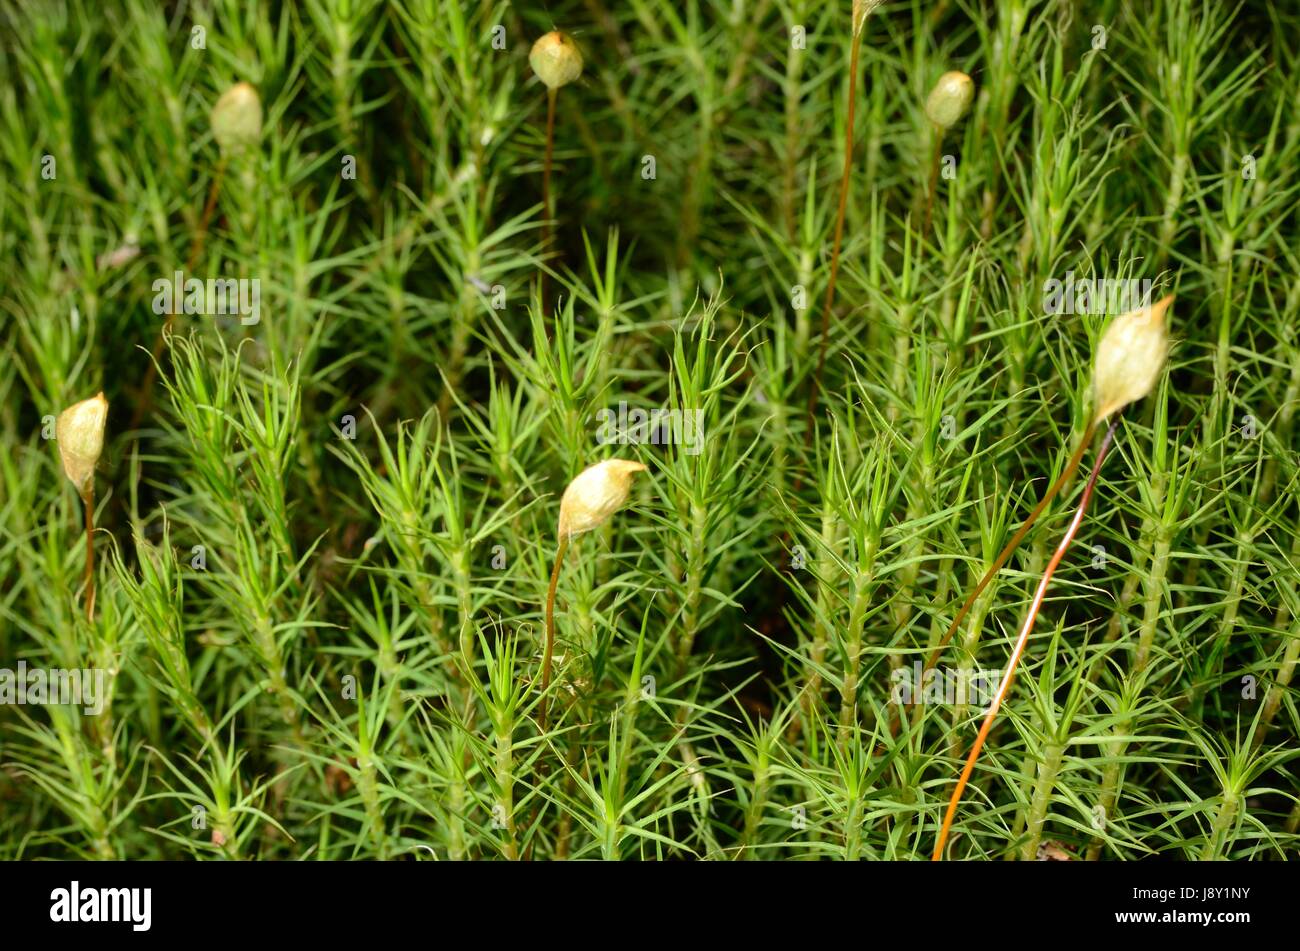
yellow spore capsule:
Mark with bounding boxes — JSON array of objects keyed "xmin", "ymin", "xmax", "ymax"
[
  {"xmin": 211, "ymin": 82, "xmax": 263, "ymax": 157},
  {"xmin": 1093, "ymin": 295, "xmax": 1173, "ymax": 423},
  {"xmin": 558, "ymin": 459, "xmax": 646, "ymax": 539},
  {"xmin": 925, "ymin": 71, "xmax": 975, "ymax": 130},
  {"xmin": 56, "ymin": 392, "xmax": 108, "ymax": 499},
  {"xmin": 530, "ymin": 31, "xmax": 584, "ymax": 91}
]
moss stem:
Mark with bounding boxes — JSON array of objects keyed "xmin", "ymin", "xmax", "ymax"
[
  {"xmin": 887, "ymin": 418, "xmax": 1097, "ymax": 741},
  {"xmin": 540, "ymin": 86, "xmax": 558, "ymax": 316},
  {"xmin": 540, "ymin": 533, "xmax": 570, "ymax": 731},
  {"xmin": 933, "ymin": 417, "xmax": 1117, "ymax": 860},
  {"xmin": 82, "ymin": 488, "xmax": 96, "ymax": 622},
  {"xmin": 805, "ymin": 29, "xmax": 864, "ymax": 436}
]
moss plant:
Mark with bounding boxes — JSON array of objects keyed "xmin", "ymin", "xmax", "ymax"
[
  {"xmin": 55, "ymin": 393, "xmax": 108, "ymax": 621},
  {"xmin": 921, "ymin": 70, "xmax": 974, "ymax": 233},
  {"xmin": 542, "ymin": 459, "xmax": 645, "ymax": 729},
  {"xmin": 932, "ymin": 296, "xmax": 1172, "ymax": 859},
  {"xmin": 530, "ymin": 30, "xmax": 583, "ymax": 316},
  {"xmin": 805, "ymin": 0, "xmax": 880, "ymax": 434},
  {"xmin": 131, "ymin": 82, "xmax": 262, "ymax": 433}
]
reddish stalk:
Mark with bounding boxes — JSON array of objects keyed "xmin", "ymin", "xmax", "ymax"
[
  {"xmin": 540, "ymin": 87, "xmax": 558, "ymax": 317},
  {"xmin": 784, "ymin": 22, "xmax": 864, "ymax": 726},
  {"xmin": 932, "ymin": 417, "xmax": 1118, "ymax": 860},
  {"xmin": 539, "ymin": 533, "xmax": 570, "ymax": 732},
  {"xmin": 82, "ymin": 489, "xmax": 96, "ymax": 622},
  {"xmin": 921, "ymin": 123, "xmax": 942, "ymax": 234},
  {"xmin": 883, "ymin": 419, "xmax": 1098, "ymax": 742},
  {"xmin": 805, "ymin": 29, "xmax": 864, "ymax": 440}
]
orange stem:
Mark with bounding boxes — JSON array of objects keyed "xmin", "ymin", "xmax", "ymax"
[
  {"xmin": 805, "ymin": 29, "xmax": 863, "ymax": 439},
  {"xmin": 884, "ymin": 418, "xmax": 1097, "ymax": 742},
  {"xmin": 539, "ymin": 533, "xmax": 569, "ymax": 731},
  {"xmin": 82, "ymin": 488, "xmax": 96, "ymax": 622},
  {"xmin": 540, "ymin": 86, "xmax": 558, "ymax": 318},
  {"xmin": 932, "ymin": 417, "xmax": 1118, "ymax": 860}
]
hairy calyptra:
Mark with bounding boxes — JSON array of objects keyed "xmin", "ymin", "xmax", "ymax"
[
  {"xmin": 1092, "ymin": 295, "xmax": 1173, "ymax": 423},
  {"xmin": 558, "ymin": 459, "xmax": 646, "ymax": 539}
]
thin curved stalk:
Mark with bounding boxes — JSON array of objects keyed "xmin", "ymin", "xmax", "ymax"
[
  {"xmin": 540, "ymin": 533, "xmax": 570, "ymax": 731},
  {"xmin": 921, "ymin": 122, "xmax": 942, "ymax": 234},
  {"xmin": 932, "ymin": 418, "xmax": 1118, "ymax": 860},
  {"xmin": 540, "ymin": 87, "xmax": 558, "ymax": 316},
  {"xmin": 82, "ymin": 488, "xmax": 96, "ymax": 622},
  {"xmin": 805, "ymin": 29, "xmax": 863, "ymax": 437},
  {"xmin": 885, "ymin": 419, "xmax": 1097, "ymax": 742}
]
